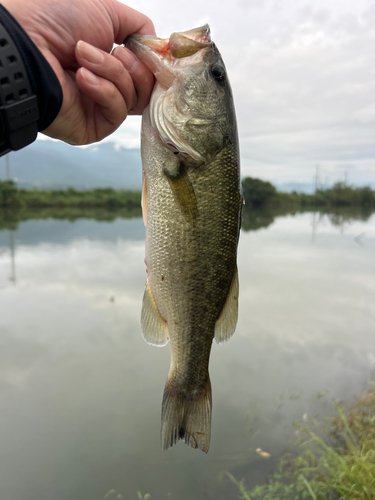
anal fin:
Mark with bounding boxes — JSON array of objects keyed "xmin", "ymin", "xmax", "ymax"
[
  {"xmin": 141, "ymin": 278, "xmax": 169, "ymax": 346},
  {"xmin": 214, "ymin": 266, "xmax": 239, "ymax": 344}
]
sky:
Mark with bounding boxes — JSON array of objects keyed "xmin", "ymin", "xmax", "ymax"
[{"xmin": 45, "ymin": 0, "xmax": 375, "ymax": 188}]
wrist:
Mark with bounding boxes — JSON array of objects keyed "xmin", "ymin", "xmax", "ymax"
[{"xmin": 0, "ymin": 3, "xmax": 62, "ymax": 155}]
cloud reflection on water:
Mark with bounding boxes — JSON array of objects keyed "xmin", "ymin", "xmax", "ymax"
[{"xmin": 0, "ymin": 213, "xmax": 374, "ymax": 499}]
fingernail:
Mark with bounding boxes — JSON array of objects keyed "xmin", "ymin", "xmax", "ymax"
[
  {"xmin": 81, "ymin": 67, "xmax": 99, "ymax": 86},
  {"xmin": 113, "ymin": 46, "xmax": 139, "ymax": 72},
  {"xmin": 77, "ymin": 40, "xmax": 104, "ymax": 64}
]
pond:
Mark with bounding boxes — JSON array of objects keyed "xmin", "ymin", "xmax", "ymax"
[{"xmin": 0, "ymin": 210, "xmax": 374, "ymax": 500}]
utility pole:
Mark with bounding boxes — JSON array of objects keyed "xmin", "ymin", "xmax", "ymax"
[
  {"xmin": 314, "ymin": 164, "xmax": 320, "ymax": 192},
  {"xmin": 9, "ymin": 230, "xmax": 16, "ymax": 284},
  {"xmin": 5, "ymin": 154, "xmax": 10, "ymax": 180},
  {"xmin": 311, "ymin": 211, "xmax": 317, "ymax": 243}
]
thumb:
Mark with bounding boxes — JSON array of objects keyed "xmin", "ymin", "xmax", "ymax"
[{"xmin": 111, "ymin": 2, "xmax": 155, "ymax": 44}]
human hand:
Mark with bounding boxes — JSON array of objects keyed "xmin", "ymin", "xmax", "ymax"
[{"xmin": 2, "ymin": 0, "xmax": 155, "ymax": 145}]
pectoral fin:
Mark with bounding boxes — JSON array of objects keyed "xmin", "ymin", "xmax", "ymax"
[
  {"xmin": 141, "ymin": 278, "xmax": 169, "ymax": 346},
  {"xmin": 141, "ymin": 172, "xmax": 148, "ymax": 227},
  {"xmin": 214, "ymin": 266, "xmax": 239, "ymax": 343},
  {"xmin": 164, "ymin": 167, "xmax": 198, "ymax": 225}
]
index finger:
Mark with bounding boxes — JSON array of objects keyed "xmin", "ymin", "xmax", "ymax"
[{"xmin": 111, "ymin": 2, "xmax": 156, "ymax": 44}]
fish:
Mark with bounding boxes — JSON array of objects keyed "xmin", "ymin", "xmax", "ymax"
[{"xmin": 126, "ymin": 24, "xmax": 242, "ymax": 453}]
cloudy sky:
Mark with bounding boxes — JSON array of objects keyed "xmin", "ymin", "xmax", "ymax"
[{"xmin": 48, "ymin": 0, "xmax": 375, "ymax": 187}]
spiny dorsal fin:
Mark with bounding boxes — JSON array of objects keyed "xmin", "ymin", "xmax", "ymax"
[
  {"xmin": 214, "ymin": 266, "xmax": 239, "ymax": 344},
  {"xmin": 141, "ymin": 278, "xmax": 169, "ymax": 346},
  {"xmin": 164, "ymin": 166, "xmax": 198, "ymax": 225}
]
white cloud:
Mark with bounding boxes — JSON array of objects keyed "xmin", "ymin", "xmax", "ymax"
[
  {"xmin": 101, "ymin": 115, "xmax": 142, "ymax": 149},
  {"xmin": 220, "ymin": 1, "xmax": 375, "ymax": 184}
]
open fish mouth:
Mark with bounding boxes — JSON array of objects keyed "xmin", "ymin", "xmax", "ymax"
[{"xmin": 125, "ymin": 25, "xmax": 212, "ymax": 87}]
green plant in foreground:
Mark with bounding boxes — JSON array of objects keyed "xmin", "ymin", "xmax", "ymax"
[
  {"xmin": 103, "ymin": 489, "xmax": 151, "ymax": 499},
  {"xmin": 227, "ymin": 387, "xmax": 375, "ymax": 500}
]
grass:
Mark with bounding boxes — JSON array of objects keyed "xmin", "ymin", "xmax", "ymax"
[
  {"xmin": 226, "ymin": 385, "xmax": 375, "ymax": 499},
  {"xmin": 103, "ymin": 489, "xmax": 151, "ymax": 499},
  {"xmin": 0, "ymin": 181, "xmax": 141, "ymax": 209}
]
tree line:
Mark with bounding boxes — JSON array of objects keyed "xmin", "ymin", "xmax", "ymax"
[{"xmin": 1, "ymin": 177, "xmax": 375, "ymax": 210}]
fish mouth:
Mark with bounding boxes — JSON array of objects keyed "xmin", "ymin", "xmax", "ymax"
[{"xmin": 125, "ymin": 25, "xmax": 212, "ymax": 87}]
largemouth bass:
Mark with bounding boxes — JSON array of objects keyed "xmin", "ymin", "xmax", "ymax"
[{"xmin": 126, "ymin": 25, "xmax": 242, "ymax": 453}]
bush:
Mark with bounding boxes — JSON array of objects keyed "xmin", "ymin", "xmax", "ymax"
[
  {"xmin": 0, "ymin": 180, "xmax": 20, "ymax": 207},
  {"xmin": 242, "ymin": 177, "xmax": 277, "ymax": 207},
  {"xmin": 241, "ymin": 177, "xmax": 375, "ymax": 209}
]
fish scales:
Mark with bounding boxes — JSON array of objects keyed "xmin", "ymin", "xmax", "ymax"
[
  {"xmin": 146, "ymin": 145, "xmax": 240, "ymax": 366},
  {"xmin": 126, "ymin": 24, "xmax": 241, "ymax": 452}
]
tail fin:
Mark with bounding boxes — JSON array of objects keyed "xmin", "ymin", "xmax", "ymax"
[{"xmin": 161, "ymin": 376, "xmax": 212, "ymax": 453}]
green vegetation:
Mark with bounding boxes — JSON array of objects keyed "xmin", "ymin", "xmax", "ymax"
[
  {"xmin": 3, "ymin": 177, "xmax": 374, "ymax": 212},
  {"xmin": 0, "ymin": 180, "xmax": 141, "ymax": 209},
  {"xmin": 0, "ymin": 205, "xmax": 142, "ymax": 230},
  {"xmin": 0, "ymin": 180, "xmax": 18, "ymax": 207},
  {"xmin": 2, "ymin": 178, "xmax": 375, "ymax": 212},
  {"xmin": 240, "ymin": 177, "xmax": 375, "ymax": 231},
  {"xmin": 242, "ymin": 177, "xmax": 375, "ymax": 210},
  {"xmin": 0, "ymin": 180, "xmax": 142, "ymax": 230},
  {"xmin": 227, "ymin": 385, "xmax": 375, "ymax": 499},
  {"xmin": 242, "ymin": 178, "xmax": 279, "ymax": 208},
  {"xmin": 1, "ymin": 178, "xmax": 374, "ymax": 232},
  {"xmin": 241, "ymin": 205, "xmax": 374, "ymax": 232},
  {"xmin": 103, "ymin": 488, "xmax": 151, "ymax": 499}
]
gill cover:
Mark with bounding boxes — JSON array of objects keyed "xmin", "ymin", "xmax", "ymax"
[{"xmin": 150, "ymin": 86, "xmax": 207, "ymax": 162}]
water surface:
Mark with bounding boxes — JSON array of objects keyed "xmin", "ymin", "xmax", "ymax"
[{"xmin": 0, "ymin": 212, "xmax": 374, "ymax": 499}]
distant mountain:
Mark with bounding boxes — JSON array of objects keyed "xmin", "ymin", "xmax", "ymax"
[
  {"xmin": 4, "ymin": 141, "xmax": 371, "ymax": 194},
  {"xmin": 0, "ymin": 140, "xmax": 142, "ymax": 190}
]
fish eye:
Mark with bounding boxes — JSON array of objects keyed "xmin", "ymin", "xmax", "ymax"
[{"xmin": 210, "ymin": 65, "xmax": 226, "ymax": 86}]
